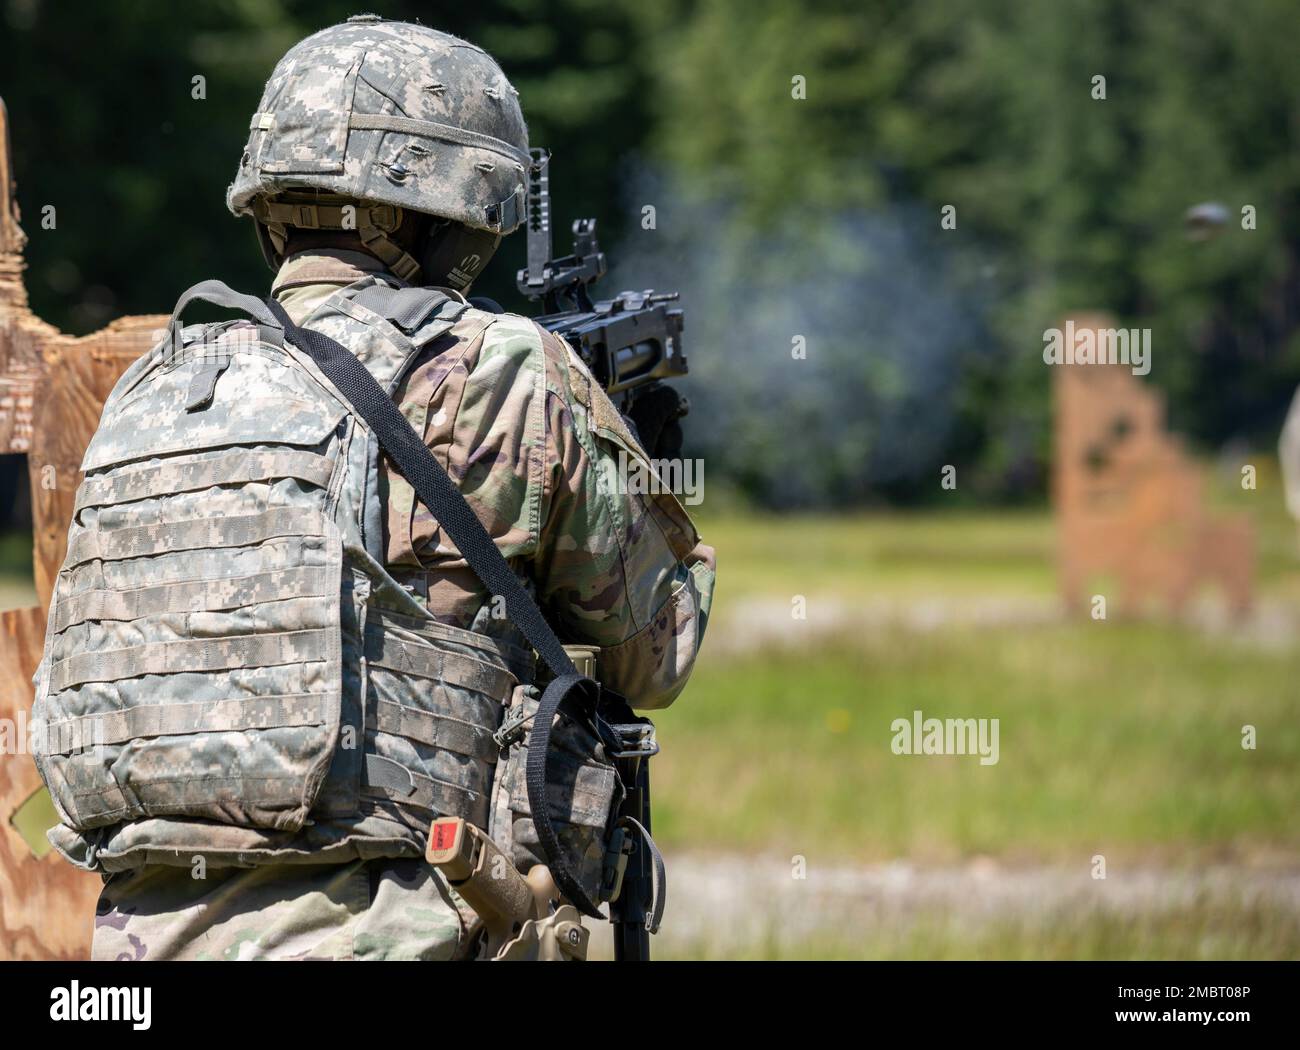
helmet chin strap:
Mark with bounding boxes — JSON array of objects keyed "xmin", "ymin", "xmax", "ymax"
[
  {"xmin": 355, "ymin": 224, "xmax": 422, "ymax": 282},
  {"xmin": 252, "ymin": 196, "xmax": 423, "ymax": 282},
  {"xmin": 252, "ymin": 195, "xmax": 502, "ymax": 291}
]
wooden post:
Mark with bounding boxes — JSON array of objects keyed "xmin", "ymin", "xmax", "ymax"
[
  {"xmin": 0, "ymin": 96, "xmax": 168, "ymax": 958},
  {"xmin": 1052, "ymin": 313, "xmax": 1254, "ymax": 619}
]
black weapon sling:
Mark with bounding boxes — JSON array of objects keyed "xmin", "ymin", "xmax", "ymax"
[{"xmin": 259, "ymin": 294, "xmax": 616, "ymax": 917}]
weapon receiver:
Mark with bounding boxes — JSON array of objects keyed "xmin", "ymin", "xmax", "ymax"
[{"xmin": 516, "ymin": 149, "xmax": 688, "ymax": 404}]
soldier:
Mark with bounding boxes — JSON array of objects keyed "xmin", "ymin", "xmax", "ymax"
[{"xmin": 32, "ymin": 16, "xmax": 714, "ymax": 960}]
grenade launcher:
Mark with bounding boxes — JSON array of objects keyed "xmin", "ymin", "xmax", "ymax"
[{"xmin": 515, "ymin": 149, "xmax": 690, "ymax": 458}]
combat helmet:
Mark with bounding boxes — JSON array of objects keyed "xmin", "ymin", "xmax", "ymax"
[{"xmin": 227, "ymin": 14, "xmax": 530, "ymax": 289}]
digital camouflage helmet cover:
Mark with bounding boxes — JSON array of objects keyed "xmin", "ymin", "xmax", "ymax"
[{"xmin": 227, "ymin": 14, "xmax": 531, "ymax": 288}]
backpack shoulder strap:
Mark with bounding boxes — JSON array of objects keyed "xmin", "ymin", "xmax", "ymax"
[
  {"xmin": 168, "ymin": 279, "xmax": 284, "ymax": 339},
  {"xmin": 105, "ymin": 279, "xmax": 289, "ymax": 413}
]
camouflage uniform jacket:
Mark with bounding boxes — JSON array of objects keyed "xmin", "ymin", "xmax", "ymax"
[{"xmin": 275, "ymin": 248, "xmax": 716, "ymax": 705}]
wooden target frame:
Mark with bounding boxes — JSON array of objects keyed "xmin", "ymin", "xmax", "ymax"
[{"xmin": 0, "ymin": 97, "xmax": 166, "ymax": 958}]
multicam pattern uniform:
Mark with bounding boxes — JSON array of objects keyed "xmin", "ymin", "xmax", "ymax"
[{"xmin": 84, "ymin": 250, "xmax": 715, "ymax": 959}]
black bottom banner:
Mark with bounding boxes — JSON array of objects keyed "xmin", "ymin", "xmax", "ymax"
[{"xmin": 2, "ymin": 959, "xmax": 1293, "ymax": 1037}]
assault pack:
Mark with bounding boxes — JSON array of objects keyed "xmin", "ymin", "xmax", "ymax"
[{"xmin": 31, "ymin": 274, "xmax": 662, "ymax": 960}]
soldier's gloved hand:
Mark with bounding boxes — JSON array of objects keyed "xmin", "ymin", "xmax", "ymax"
[{"xmin": 624, "ymin": 382, "xmax": 688, "ymax": 460}]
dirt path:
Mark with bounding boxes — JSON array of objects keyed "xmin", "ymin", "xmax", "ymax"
[
  {"xmin": 711, "ymin": 594, "xmax": 1300, "ymax": 654},
  {"xmin": 588, "ymin": 853, "xmax": 1300, "ymax": 958}
]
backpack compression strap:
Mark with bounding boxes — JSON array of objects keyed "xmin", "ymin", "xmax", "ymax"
[{"xmin": 262, "ymin": 295, "xmax": 611, "ymax": 918}]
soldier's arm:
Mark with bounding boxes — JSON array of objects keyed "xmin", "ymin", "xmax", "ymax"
[{"xmin": 533, "ymin": 330, "xmax": 715, "ymax": 710}]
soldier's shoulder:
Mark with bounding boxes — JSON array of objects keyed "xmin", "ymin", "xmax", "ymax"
[{"xmin": 467, "ymin": 308, "xmax": 595, "ymax": 407}]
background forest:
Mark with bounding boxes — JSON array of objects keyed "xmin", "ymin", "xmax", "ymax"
[{"xmin": 4, "ymin": 0, "xmax": 1297, "ymax": 508}]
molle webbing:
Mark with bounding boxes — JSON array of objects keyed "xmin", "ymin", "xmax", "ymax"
[
  {"xmin": 64, "ymin": 507, "xmax": 322, "ymax": 567},
  {"xmin": 263, "ymin": 293, "xmax": 617, "ymax": 919},
  {"xmin": 369, "ymin": 700, "xmax": 497, "ymax": 763},
  {"xmin": 42, "ymin": 693, "xmax": 329, "ymax": 754},
  {"xmin": 74, "ymin": 450, "xmax": 335, "ymax": 513},
  {"xmin": 363, "ymin": 754, "xmax": 488, "ymax": 827},
  {"xmin": 48, "ymin": 629, "xmax": 333, "ymax": 693},
  {"xmin": 50, "ymin": 567, "xmax": 332, "ymax": 634},
  {"xmin": 364, "ymin": 629, "xmax": 514, "ymax": 696}
]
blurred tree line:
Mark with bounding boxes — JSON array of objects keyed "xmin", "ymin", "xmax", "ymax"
[{"xmin": 2, "ymin": 0, "xmax": 1297, "ymax": 509}]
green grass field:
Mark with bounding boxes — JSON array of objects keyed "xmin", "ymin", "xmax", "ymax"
[
  {"xmin": 669, "ymin": 479, "xmax": 1300, "ymax": 862},
  {"xmin": 692, "ymin": 508, "xmax": 1056, "ymax": 608},
  {"xmin": 655, "ymin": 622, "xmax": 1300, "ymax": 862}
]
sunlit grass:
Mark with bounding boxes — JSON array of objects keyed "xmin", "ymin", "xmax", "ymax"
[
  {"xmin": 657, "ymin": 622, "xmax": 1300, "ymax": 861},
  {"xmin": 692, "ymin": 455, "xmax": 1300, "ymax": 607},
  {"xmin": 691, "ymin": 508, "xmax": 1057, "ymax": 604}
]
